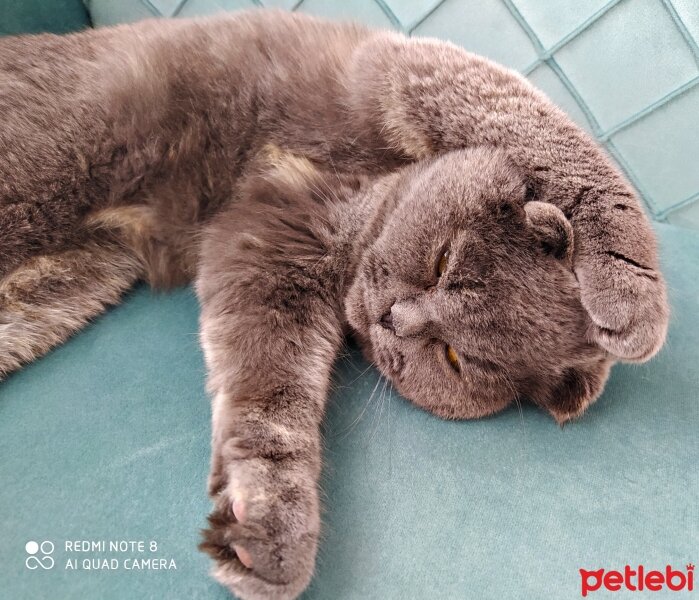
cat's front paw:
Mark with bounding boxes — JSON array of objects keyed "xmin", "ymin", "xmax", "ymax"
[
  {"xmin": 576, "ymin": 254, "xmax": 669, "ymax": 362},
  {"xmin": 200, "ymin": 436, "xmax": 320, "ymax": 600}
]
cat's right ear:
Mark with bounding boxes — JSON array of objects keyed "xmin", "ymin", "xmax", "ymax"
[{"xmin": 524, "ymin": 201, "xmax": 574, "ymax": 265}]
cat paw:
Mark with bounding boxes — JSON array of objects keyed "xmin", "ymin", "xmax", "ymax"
[
  {"xmin": 575, "ymin": 254, "xmax": 669, "ymax": 362},
  {"xmin": 200, "ymin": 436, "xmax": 320, "ymax": 600}
]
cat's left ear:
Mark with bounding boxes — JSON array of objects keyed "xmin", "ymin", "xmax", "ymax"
[{"xmin": 524, "ymin": 201, "xmax": 574, "ymax": 265}]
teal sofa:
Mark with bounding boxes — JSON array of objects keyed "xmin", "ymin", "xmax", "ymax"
[{"xmin": 1, "ymin": 2, "xmax": 697, "ymax": 599}]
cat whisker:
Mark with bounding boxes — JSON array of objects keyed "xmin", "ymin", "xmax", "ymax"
[
  {"xmin": 512, "ymin": 394, "xmax": 524, "ymax": 423},
  {"xmin": 333, "ymin": 369, "xmax": 382, "ymax": 440},
  {"xmin": 499, "ymin": 370, "xmax": 523, "ymax": 423},
  {"xmin": 367, "ymin": 376, "xmax": 389, "ymax": 445},
  {"xmin": 342, "ymin": 360, "xmax": 376, "ymax": 386}
]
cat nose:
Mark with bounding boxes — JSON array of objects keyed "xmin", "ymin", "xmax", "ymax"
[
  {"xmin": 390, "ymin": 299, "xmax": 430, "ymax": 338},
  {"xmin": 379, "ymin": 310, "xmax": 394, "ymax": 332}
]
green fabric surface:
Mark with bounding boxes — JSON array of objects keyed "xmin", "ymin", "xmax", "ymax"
[
  {"xmin": 1, "ymin": 225, "xmax": 697, "ymax": 599},
  {"xmin": 0, "ymin": 0, "xmax": 90, "ymax": 35}
]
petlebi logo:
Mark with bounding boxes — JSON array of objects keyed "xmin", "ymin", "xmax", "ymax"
[
  {"xmin": 580, "ymin": 563, "xmax": 694, "ymax": 596},
  {"xmin": 25, "ymin": 540, "xmax": 55, "ymax": 570}
]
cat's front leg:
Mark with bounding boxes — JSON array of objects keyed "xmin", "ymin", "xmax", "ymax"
[
  {"xmin": 196, "ymin": 197, "xmax": 343, "ymax": 600},
  {"xmin": 201, "ymin": 387, "xmax": 324, "ymax": 600}
]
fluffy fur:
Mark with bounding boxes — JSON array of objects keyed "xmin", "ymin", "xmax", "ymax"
[{"xmin": 0, "ymin": 10, "xmax": 668, "ymax": 599}]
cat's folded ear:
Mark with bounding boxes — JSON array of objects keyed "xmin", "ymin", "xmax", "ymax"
[
  {"xmin": 531, "ymin": 356, "xmax": 612, "ymax": 425},
  {"xmin": 524, "ymin": 201, "xmax": 574, "ymax": 265}
]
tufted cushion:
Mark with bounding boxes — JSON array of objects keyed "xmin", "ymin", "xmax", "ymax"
[{"xmin": 84, "ymin": 0, "xmax": 699, "ymax": 230}]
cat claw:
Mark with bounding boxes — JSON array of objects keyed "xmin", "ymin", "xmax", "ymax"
[
  {"xmin": 232, "ymin": 498, "xmax": 246, "ymax": 523},
  {"xmin": 233, "ymin": 544, "xmax": 253, "ymax": 569}
]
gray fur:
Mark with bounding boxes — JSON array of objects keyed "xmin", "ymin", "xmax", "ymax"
[{"xmin": 0, "ymin": 10, "xmax": 668, "ymax": 599}]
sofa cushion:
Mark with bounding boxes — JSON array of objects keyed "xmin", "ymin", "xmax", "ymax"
[
  {"xmin": 1, "ymin": 223, "xmax": 696, "ymax": 598},
  {"xmin": 0, "ymin": 0, "xmax": 90, "ymax": 35}
]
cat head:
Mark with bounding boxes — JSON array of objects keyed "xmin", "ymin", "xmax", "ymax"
[{"xmin": 345, "ymin": 148, "xmax": 612, "ymax": 424}]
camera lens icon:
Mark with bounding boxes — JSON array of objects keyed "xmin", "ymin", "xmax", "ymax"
[
  {"xmin": 25, "ymin": 540, "xmax": 55, "ymax": 570},
  {"xmin": 25, "ymin": 541, "xmax": 39, "ymax": 554}
]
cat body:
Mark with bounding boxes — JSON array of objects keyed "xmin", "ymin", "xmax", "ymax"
[
  {"xmin": 0, "ymin": 12, "xmax": 393, "ymax": 285},
  {"xmin": 0, "ymin": 10, "xmax": 668, "ymax": 599}
]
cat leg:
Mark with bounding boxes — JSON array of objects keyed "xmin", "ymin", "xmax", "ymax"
[
  {"xmin": 346, "ymin": 34, "xmax": 668, "ymax": 362},
  {"xmin": 196, "ymin": 187, "xmax": 344, "ymax": 600},
  {"xmin": 0, "ymin": 234, "xmax": 142, "ymax": 379}
]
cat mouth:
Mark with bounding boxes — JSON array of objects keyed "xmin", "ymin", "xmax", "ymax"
[
  {"xmin": 373, "ymin": 344, "xmax": 405, "ymax": 380},
  {"xmin": 368, "ymin": 324, "xmax": 406, "ymax": 380},
  {"xmin": 377, "ymin": 309, "xmax": 394, "ymax": 332}
]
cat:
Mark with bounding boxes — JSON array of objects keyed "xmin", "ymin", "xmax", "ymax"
[{"xmin": 0, "ymin": 9, "xmax": 668, "ymax": 600}]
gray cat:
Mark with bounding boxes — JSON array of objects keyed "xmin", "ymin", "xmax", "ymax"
[{"xmin": 0, "ymin": 9, "xmax": 668, "ymax": 600}]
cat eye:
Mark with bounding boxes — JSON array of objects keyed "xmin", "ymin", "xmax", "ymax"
[
  {"xmin": 445, "ymin": 345, "xmax": 461, "ymax": 373},
  {"xmin": 436, "ymin": 249, "xmax": 449, "ymax": 277}
]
